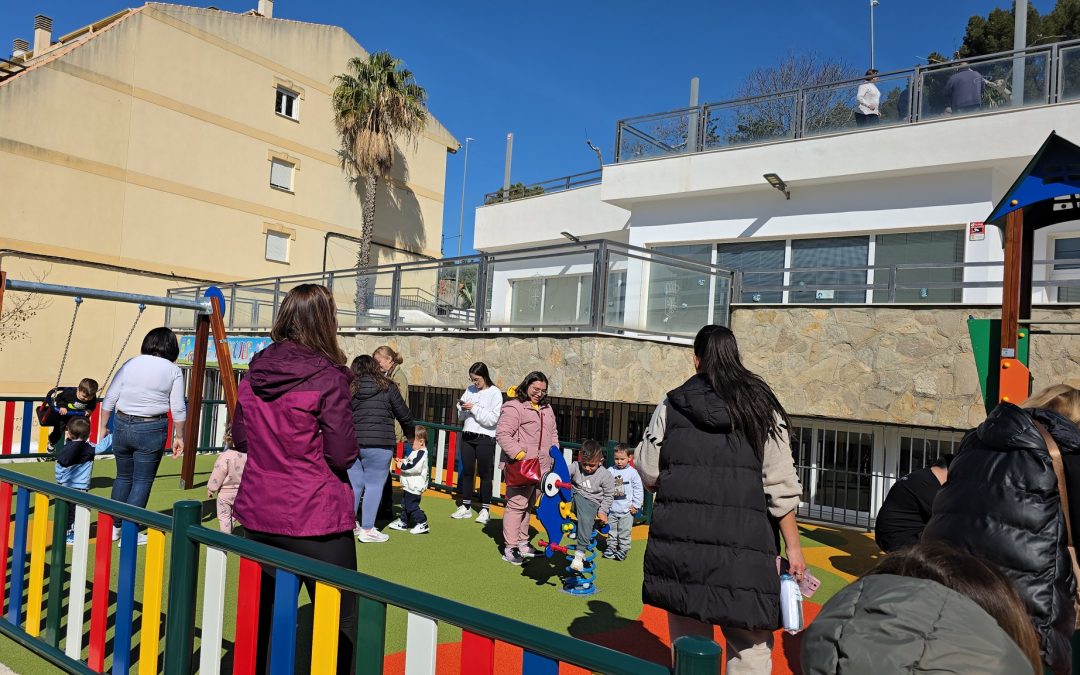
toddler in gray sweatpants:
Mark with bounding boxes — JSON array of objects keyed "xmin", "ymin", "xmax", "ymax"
[
  {"xmin": 569, "ymin": 440, "xmax": 615, "ymax": 572},
  {"xmin": 606, "ymin": 444, "xmax": 643, "ymax": 560}
]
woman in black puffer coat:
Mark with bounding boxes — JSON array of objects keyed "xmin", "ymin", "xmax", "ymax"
[
  {"xmin": 346, "ymin": 355, "xmax": 414, "ymax": 544},
  {"xmin": 923, "ymin": 384, "xmax": 1080, "ymax": 675}
]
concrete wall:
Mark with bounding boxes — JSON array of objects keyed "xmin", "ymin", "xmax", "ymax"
[
  {"xmin": 474, "ymin": 185, "xmax": 630, "ymax": 252},
  {"xmin": 330, "ymin": 305, "xmax": 1080, "ymax": 431},
  {"xmin": 0, "ymin": 4, "xmax": 457, "ymax": 394}
]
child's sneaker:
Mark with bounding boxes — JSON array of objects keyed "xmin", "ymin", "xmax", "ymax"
[
  {"xmin": 410, "ymin": 522, "xmax": 430, "ymax": 535},
  {"xmin": 475, "ymin": 508, "xmax": 490, "ymax": 525},
  {"xmin": 518, "ymin": 543, "xmax": 541, "ymax": 558},
  {"xmin": 387, "ymin": 518, "xmax": 409, "ymax": 531},
  {"xmin": 451, "ymin": 505, "xmax": 473, "ymax": 519},
  {"xmin": 65, "ymin": 531, "xmax": 75, "ymax": 546},
  {"xmin": 615, "ymin": 550, "xmax": 628, "ymax": 561},
  {"xmin": 570, "ymin": 550, "xmax": 586, "ymax": 572},
  {"xmin": 602, "ymin": 548, "xmax": 616, "ymax": 559},
  {"xmin": 357, "ymin": 528, "xmax": 389, "ymax": 543},
  {"xmin": 118, "ymin": 532, "xmax": 148, "ymax": 547},
  {"xmin": 502, "ymin": 548, "xmax": 525, "ymax": 566},
  {"xmin": 112, "ymin": 525, "xmax": 121, "ymax": 542}
]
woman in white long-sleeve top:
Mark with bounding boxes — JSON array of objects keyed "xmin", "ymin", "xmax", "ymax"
[
  {"xmin": 99, "ymin": 327, "xmax": 187, "ymax": 543},
  {"xmin": 451, "ymin": 362, "xmax": 503, "ymax": 524}
]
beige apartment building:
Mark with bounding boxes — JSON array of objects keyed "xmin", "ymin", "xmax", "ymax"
[{"xmin": 0, "ymin": 2, "xmax": 458, "ymax": 394}]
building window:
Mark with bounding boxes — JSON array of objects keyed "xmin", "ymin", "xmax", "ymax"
[
  {"xmin": 1053, "ymin": 235, "xmax": 1080, "ymax": 301},
  {"xmin": 275, "ymin": 87, "xmax": 299, "ymax": 120},
  {"xmin": 717, "ymin": 240, "xmax": 786, "ymax": 303},
  {"xmin": 789, "ymin": 236, "xmax": 869, "ymax": 304},
  {"xmin": 265, "ymin": 230, "xmax": 290, "ymax": 263},
  {"xmin": 872, "ymin": 230, "xmax": 964, "ymax": 303},
  {"xmin": 270, "ymin": 157, "xmax": 294, "ymax": 192},
  {"xmin": 645, "ymin": 244, "xmax": 716, "ymax": 334}
]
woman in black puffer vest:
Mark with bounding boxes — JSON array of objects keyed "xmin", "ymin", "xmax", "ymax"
[
  {"xmin": 346, "ymin": 355, "xmax": 414, "ymax": 544},
  {"xmin": 923, "ymin": 384, "xmax": 1080, "ymax": 675},
  {"xmin": 636, "ymin": 325, "xmax": 805, "ymax": 675}
]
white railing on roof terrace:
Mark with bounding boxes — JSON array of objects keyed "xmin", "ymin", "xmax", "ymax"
[{"xmin": 615, "ymin": 39, "xmax": 1080, "ymax": 162}]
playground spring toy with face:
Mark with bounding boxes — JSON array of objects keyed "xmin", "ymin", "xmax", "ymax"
[{"xmin": 536, "ymin": 445, "xmax": 609, "ymax": 596}]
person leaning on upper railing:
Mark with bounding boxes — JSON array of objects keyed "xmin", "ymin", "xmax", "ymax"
[
  {"xmin": 855, "ymin": 69, "xmax": 881, "ymax": 127},
  {"xmin": 451, "ymin": 361, "xmax": 503, "ymax": 524},
  {"xmin": 231, "ymin": 283, "xmax": 358, "ymax": 674},
  {"xmin": 922, "ymin": 384, "xmax": 1080, "ymax": 675},
  {"xmin": 634, "ymin": 324, "xmax": 803, "ymax": 675}
]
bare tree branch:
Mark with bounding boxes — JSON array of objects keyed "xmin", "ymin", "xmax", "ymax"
[{"xmin": 0, "ymin": 268, "xmax": 53, "ymax": 350}]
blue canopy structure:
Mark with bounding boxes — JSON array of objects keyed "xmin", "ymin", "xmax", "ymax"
[{"xmin": 987, "ymin": 131, "xmax": 1080, "ymax": 230}]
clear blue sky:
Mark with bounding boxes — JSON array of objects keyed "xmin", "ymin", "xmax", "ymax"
[{"xmin": 2, "ymin": 1, "xmax": 1057, "ymax": 256}]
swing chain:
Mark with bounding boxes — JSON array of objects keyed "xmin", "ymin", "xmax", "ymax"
[
  {"xmin": 55, "ymin": 297, "xmax": 83, "ymax": 388},
  {"xmin": 103, "ymin": 303, "xmax": 146, "ymax": 389}
]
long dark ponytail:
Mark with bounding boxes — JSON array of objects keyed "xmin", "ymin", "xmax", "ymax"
[{"xmin": 693, "ymin": 325, "xmax": 789, "ymax": 458}]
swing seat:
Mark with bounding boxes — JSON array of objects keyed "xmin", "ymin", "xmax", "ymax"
[{"xmin": 34, "ymin": 387, "xmax": 85, "ymax": 427}]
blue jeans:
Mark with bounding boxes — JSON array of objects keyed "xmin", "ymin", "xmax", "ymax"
[
  {"xmin": 110, "ymin": 413, "xmax": 168, "ymax": 512},
  {"xmin": 348, "ymin": 448, "xmax": 393, "ymax": 529}
]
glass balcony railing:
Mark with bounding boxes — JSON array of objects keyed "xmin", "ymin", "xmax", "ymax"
[{"xmin": 615, "ymin": 39, "xmax": 1080, "ymax": 162}]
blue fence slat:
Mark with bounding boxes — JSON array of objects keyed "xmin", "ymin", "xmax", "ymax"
[
  {"xmin": 20, "ymin": 401, "xmax": 32, "ymax": 455},
  {"xmin": 111, "ymin": 520, "xmax": 140, "ymax": 675},
  {"xmin": 8, "ymin": 487, "xmax": 31, "ymax": 624},
  {"xmin": 522, "ymin": 649, "xmax": 559, "ymax": 675},
  {"xmin": 269, "ymin": 569, "xmax": 300, "ymax": 675}
]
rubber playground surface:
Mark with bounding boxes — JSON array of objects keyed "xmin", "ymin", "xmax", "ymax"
[{"xmin": 0, "ymin": 456, "xmax": 882, "ymax": 674}]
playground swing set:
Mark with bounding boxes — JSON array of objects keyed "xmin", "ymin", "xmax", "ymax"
[{"xmin": 0, "ymin": 266, "xmax": 237, "ymax": 489}]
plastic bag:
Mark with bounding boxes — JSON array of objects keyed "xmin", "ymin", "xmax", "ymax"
[{"xmin": 780, "ymin": 573, "xmax": 804, "ymax": 634}]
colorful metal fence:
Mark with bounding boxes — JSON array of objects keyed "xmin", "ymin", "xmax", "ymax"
[{"xmin": 0, "ymin": 467, "xmax": 721, "ymax": 674}]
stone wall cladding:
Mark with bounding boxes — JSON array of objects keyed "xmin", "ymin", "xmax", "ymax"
[
  {"xmin": 731, "ymin": 306, "xmax": 1080, "ymax": 429},
  {"xmin": 339, "ymin": 333, "xmax": 695, "ymax": 406},
  {"xmin": 339, "ymin": 307, "xmax": 1080, "ymax": 430}
]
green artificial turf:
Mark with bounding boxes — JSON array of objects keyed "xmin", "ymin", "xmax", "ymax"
[{"xmin": 0, "ymin": 457, "xmax": 877, "ymax": 673}]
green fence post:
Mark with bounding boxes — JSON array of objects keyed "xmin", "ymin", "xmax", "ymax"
[
  {"xmin": 355, "ymin": 596, "xmax": 387, "ymax": 675},
  {"xmin": 163, "ymin": 500, "xmax": 201, "ymax": 675},
  {"xmin": 673, "ymin": 635, "xmax": 722, "ymax": 675},
  {"xmin": 44, "ymin": 499, "xmax": 69, "ymax": 647},
  {"xmin": 604, "ymin": 439, "xmax": 617, "ymax": 467}
]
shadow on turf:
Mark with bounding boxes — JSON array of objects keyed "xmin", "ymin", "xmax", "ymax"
[
  {"xmin": 568, "ymin": 600, "xmax": 671, "ymax": 666},
  {"xmin": 799, "ymin": 524, "xmax": 882, "ymax": 577}
]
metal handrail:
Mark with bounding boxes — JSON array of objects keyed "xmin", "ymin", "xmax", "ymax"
[
  {"xmin": 615, "ymin": 37, "xmax": 1080, "ymax": 162},
  {"xmin": 482, "ymin": 168, "xmax": 603, "ymax": 204}
]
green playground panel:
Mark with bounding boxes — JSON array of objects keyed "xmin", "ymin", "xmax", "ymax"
[{"xmin": 967, "ymin": 318, "xmax": 1030, "ymax": 414}]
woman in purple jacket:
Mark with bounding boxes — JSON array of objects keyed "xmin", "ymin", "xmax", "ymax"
[{"xmin": 232, "ymin": 284, "xmax": 358, "ymax": 673}]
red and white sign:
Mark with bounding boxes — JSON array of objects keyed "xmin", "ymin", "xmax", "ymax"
[{"xmin": 969, "ymin": 221, "xmax": 985, "ymax": 241}]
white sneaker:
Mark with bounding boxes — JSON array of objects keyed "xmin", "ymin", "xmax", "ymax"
[
  {"xmin": 357, "ymin": 528, "xmax": 389, "ymax": 543},
  {"xmin": 451, "ymin": 505, "xmax": 473, "ymax": 520},
  {"xmin": 112, "ymin": 526, "xmax": 121, "ymax": 542},
  {"xmin": 119, "ymin": 532, "xmax": 148, "ymax": 547},
  {"xmin": 570, "ymin": 550, "xmax": 586, "ymax": 572},
  {"xmin": 353, "ymin": 521, "xmax": 362, "ymax": 537},
  {"xmin": 475, "ymin": 508, "xmax": 490, "ymax": 525},
  {"xmin": 387, "ymin": 518, "xmax": 409, "ymax": 531},
  {"xmin": 410, "ymin": 522, "xmax": 430, "ymax": 535}
]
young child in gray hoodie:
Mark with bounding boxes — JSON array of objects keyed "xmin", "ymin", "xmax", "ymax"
[{"xmin": 569, "ymin": 440, "xmax": 615, "ymax": 571}]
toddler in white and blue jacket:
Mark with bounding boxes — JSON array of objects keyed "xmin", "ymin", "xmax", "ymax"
[
  {"xmin": 389, "ymin": 427, "xmax": 430, "ymax": 535},
  {"xmin": 605, "ymin": 444, "xmax": 643, "ymax": 561}
]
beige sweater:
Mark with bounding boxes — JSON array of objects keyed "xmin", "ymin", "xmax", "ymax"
[{"xmin": 635, "ymin": 400, "xmax": 802, "ymax": 519}]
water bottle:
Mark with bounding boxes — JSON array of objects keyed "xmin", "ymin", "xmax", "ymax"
[{"xmin": 780, "ymin": 573, "xmax": 804, "ymax": 634}]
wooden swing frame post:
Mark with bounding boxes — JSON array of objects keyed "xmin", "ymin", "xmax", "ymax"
[
  {"xmin": 999, "ymin": 209, "xmax": 1034, "ymax": 404},
  {"xmin": 180, "ymin": 296, "xmax": 236, "ymax": 489}
]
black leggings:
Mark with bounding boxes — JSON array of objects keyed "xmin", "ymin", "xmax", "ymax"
[
  {"xmin": 457, "ymin": 434, "xmax": 496, "ymax": 507},
  {"xmin": 245, "ymin": 529, "xmax": 357, "ymax": 674}
]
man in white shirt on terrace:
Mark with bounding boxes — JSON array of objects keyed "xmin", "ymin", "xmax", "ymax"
[{"xmin": 856, "ymin": 69, "xmax": 881, "ymax": 127}]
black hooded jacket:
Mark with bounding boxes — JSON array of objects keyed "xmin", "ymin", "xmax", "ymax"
[
  {"xmin": 922, "ymin": 403, "xmax": 1080, "ymax": 675},
  {"xmin": 350, "ymin": 375, "xmax": 415, "ymax": 449},
  {"xmin": 641, "ymin": 374, "xmax": 779, "ymax": 630}
]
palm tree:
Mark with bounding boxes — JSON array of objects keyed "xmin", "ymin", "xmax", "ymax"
[{"xmin": 332, "ymin": 51, "xmax": 428, "ymax": 311}]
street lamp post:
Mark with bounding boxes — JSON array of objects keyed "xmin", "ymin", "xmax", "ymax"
[
  {"xmin": 456, "ymin": 137, "xmax": 474, "ymax": 257},
  {"xmin": 870, "ymin": 0, "xmax": 879, "ymax": 71}
]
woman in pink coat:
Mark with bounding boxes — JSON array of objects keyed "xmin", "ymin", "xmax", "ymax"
[{"xmin": 495, "ymin": 371, "xmax": 559, "ymax": 565}]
